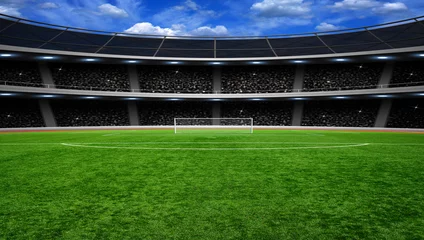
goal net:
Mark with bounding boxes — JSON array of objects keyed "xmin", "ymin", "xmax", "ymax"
[{"xmin": 174, "ymin": 118, "xmax": 253, "ymax": 134}]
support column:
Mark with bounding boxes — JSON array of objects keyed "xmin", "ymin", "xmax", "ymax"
[
  {"xmin": 293, "ymin": 65, "xmax": 305, "ymax": 92},
  {"xmin": 292, "ymin": 101, "xmax": 304, "ymax": 126},
  {"xmin": 212, "ymin": 102, "xmax": 221, "ymax": 125},
  {"xmin": 128, "ymin": 65, "xmax": 140, "ymax": 92},
  {"xmin": 374, "ymin": 99, "xmax": 393, "ymax": 128},
  {"xmin": 378, "ymin": 62, "xmax": 394, "ymax": 88},
  {"xmin": 38, "ymin": 62, "xmax": 55, "ymax": 88},
  {"xmin": 38, "ymin": 99, "xmax": 56, "ymax": 127},
  {"xmin": 213, "ymin": 67, "xmax": 221, "ymax": 93},
  {"xmin": 127, "ymin": 101, "xmax": 140, "ymax": 126}
]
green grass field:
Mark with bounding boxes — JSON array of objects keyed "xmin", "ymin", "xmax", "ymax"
[{"xmin": 1, "ymin": 129, "xmax": 424, "ymax": 239}]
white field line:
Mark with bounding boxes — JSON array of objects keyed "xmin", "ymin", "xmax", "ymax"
[
  {"xmin": 1, "ymin": 142, "xmax": 424, "ymax": 145},
  {"xmin": 60, "ymin": 142, "xmax": 370, "ymax": 151},
  {"xmin": 102, "ymin": 133, "xmax": 121, "ymax": 137}
]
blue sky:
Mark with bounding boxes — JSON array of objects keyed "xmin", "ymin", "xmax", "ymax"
[{"xmin": 0, "ymin": 0, "xmax": 423, "ymax": 36}]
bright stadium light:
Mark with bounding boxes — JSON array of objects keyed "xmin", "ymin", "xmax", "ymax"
[
  {"xmin": 210, "ymin": 99, "xmax": 222, "ymax": 101},
  {"xmin": 418, "ymin": 93, "xmax": 424, "ymax": 96},
  {"xmin": 210, "ymin": 62, "xmax": 222, "ymax": 65},
  {"xmin": 0, "ymin": 54, "xmax": 12, "ymax": 57},
  {"xmin": 42, "ymin": 56, "xmax": 55, "ymax": 59},
  {"xmin": 84, "ymin": 96, "xmax": 97, "ymax": 99},
  {"xmin": 125, "ymin": 98, "xmax": 138, "ymax": 100},
  {"xmin": 126, "ymin": 60, "xmax": 139, "ymax": 63},
  {"xmin": 251, "ymin": 98, "xmax": 264, "ymax": 101},
  {"xmin": 334, "ymin": 58, "xmax": 348, "ymax": 62},
  {"xmin": 293, "ymin": 97, "xmax": 306, "ymax": 100},
  {"xmin": 84, "ymin": 58, "xmax": 97, "ymax": 62},
  {"xmin": 0, "ymin": 93, "xmax": 14, "ymax": 96},
  {"xmin": 376, "ymin": 56, "xmax": 389, "ymax": 60},
  {"xmin": 251, "ymin": 61, "xmax": 263, "ymax": 64},
  {"xmin": 40, "ymin": 95, "xmax": 56, "ymax": 98},
  {"xmin": 168, "ymin": 98, "xmax": 181, "ymax": 101},
  {"xmin": 375, "ymin": 95, "xmax": 390, "ymax": 98},
  {"xmin": 292, "ymin": 60, "xmax": 305, "ymax": 63},
  {"xmin": 169, "ymin": 61, "xmax": 180, "ymax": 64},
  {"xmin": 334, "ymin": 96, "xmax": 347, "ymax": 99}
]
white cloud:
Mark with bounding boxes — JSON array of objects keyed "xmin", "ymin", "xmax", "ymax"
[
  {"xmin": 124, "ymin": 22, "xmax": 229, "ymax": 36},
  {"xmin": 373, "ymin": 2, "xmax": 408, "ymax": 14},
  {"xmin": 331, "ymin": 0, "xmax": 408, "ymax": 14},
  {"xmin": 191, "ymin": 25, "xmax": 229, "ymax": 36},
  {"xmin": 0, "ymin": 6, "xmax": 22, "ymax": 17},
  {"xmin": 315, "ymin": 22, "xmax": 342, "ymax": 31},
  {"xmin": 39, "ymin": 2, "xmax": 59, "ymax": 9},
  {"xmin": 251, "ymin": 0, "xmax": 312, "ymax": 18},
  {"xmin": 185, "ymin": 0, "xmax": 199, "ymax": 11},
  {"xmin": 124, "ymin": 22, "xmax": 183, "ymax": 36},
  {"xmin": 331, "ymin": 0, "xmax": 380, "ymax": 11},
  {"xmin": 98, "ymin": 3, "xmax": 129, "ymax": 18}
]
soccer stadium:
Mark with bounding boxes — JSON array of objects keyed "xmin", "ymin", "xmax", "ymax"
[{"xmin": 1, "ymin": 3, "xmax": 424, "ymax": 239}]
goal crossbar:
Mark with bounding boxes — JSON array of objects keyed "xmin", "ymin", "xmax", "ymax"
[{"xmin": 174, "ymin": 118, "xmax": 253, "ymax": 134}]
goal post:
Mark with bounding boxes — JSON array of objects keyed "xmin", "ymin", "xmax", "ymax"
[{"xmin": 174, "ymin": 118, "xmax": 253, "ymax": 134}]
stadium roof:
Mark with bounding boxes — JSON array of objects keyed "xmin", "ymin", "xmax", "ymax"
[{"xmin": 1, "ymin": 13, "xmax": 424, "ymax": 59}]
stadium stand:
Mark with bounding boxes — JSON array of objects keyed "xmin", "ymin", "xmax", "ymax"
[
  {"xmin": 51, "ymin": 100, "xmax": 130, "ymax": 126},
  {"xmin": 302, "ymin": 100, "xmax": 380, "ymax": 127},
  {"xmin": 387, "ymin": 99, "xmax": 424, "ymax": 128},
  {"xmin": 221, "ymin": 66, "xmax": 295, "ymax": 93},
  {"xmin": 0, "ymin": 98, "xmax": 45, "ymax": 128},
  {"xmin": 390, "ymin": 61, "xmax": 424, "ymax": 87},
  {"xmin": 303, "ymin": 63, "xmax": 384, "ymax": 91},
  {"xmin": 0, "ymin": 60, "xmax": 43, "ymax": 87},
  {"xmin": 138, "ymin": 66, "xmax": 213, "ymax": 93},
  {"xmin": 138, "ymin": 101, "xmax": 213, "ymax": 125},
  {"xmin": 221, "ymin": 101, "xmax": 293, "ymax": 125},
  {"xmin": 50, "ymin": 63, "xmax": 130, "ymax": 91}
]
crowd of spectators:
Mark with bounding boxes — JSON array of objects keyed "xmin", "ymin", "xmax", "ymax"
[
  {"xmin": 139, "ymin": 101, "xmax": 212, "ymax": 125},
  {"xmin": 0, "ymin": 61, "xmax": 43, "ymax": 87},
  {"xmin": 301, "ymin": 100, "xmax": 379, "ymax": 127},
  {"xmin": 221, "ymin": 66, "xmax": 295, "ymax": 93},
  {"xmin": 303, "ymin": 63, "xmax": 384, "ymax": 91},
  {"xmin": 387, "ymin": 99, "xmax": 424, "ymax": 128},
  {"xmin": 221, "ymin": 101, "xmax": 293, "ymax": 125},
  {"xmin": 0, "ymin": 98, "xmax": 45, "ymax": 128},
  {"xmin": 50, "ymin": 63, "xmax": 130, "ymax": 91},
  {"xmin": 138, "ymin": 66, "xmax": 213, "ymax": 93},
  {"xmin": 51, "ymin": 100, "xmax": 130, "ymax": 126},
  {"xmin": 390, "ymin": 61, "xmax": 424, "ymax": 87}
]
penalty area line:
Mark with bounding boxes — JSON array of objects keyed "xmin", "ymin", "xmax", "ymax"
[{"xmin": 60, "ymin": 143, "xmax": 370, "ymax": 151}]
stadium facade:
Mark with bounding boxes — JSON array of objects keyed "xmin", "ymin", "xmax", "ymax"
[{"xmin": 0, "ymin": 13, "xmax": 424, "ymax": 129}]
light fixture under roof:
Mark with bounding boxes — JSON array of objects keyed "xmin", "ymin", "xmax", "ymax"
[
  {"xmin": 334, "ymin": 96, "xmax": 347, "ymax": 99},
  {"xmin": 40, "ymin": 95, "xmax": 55, "ymax": 98},
  {"xmin": 42, "ymin": 56, "xmax": 54, "ymax": 59},
  {"xmin": 126, "ymin": 60, "xmax": 139, "ymax": 63},
  {"xmin": 0, "ymin": 93, "xmax": 13, "ymax": 96},
  {"xmin": 251, "ymin": 98, "xmax": 263, "ymax": 101},
  {"xmin": 292, "ymin": 60, "xmax": 305, "ymax": 63},
  {"xmin": 376, "ymin": 56, "xmax": 389, "ymax": 60},
  {"xmin": 0, "ymin": 54, "xmax": 12, "ymax": 57},
  {"xmin": 251, "ymin": 61, "xmax": 262, "ymax": 64},
  {"xmin": 334, "ymin": 58, "xmax": 347, "ymax": 62},
  {"xmin": 84, "ymin": 96, "xmax": 97, "ymax": 99},
  {"xmin": 168, "ymin": 98, "xmax": 181, "ymax": 101},
  {"xmin": 84, "ymin": 58, "xmax": 97, "ymax": 62},
  {"xmin": 126, "ymin": 98, "xmax": 138, "ymax": 100},
  {"xmin": 293, "ymin": 97, "xmax": 305, "ymax": 100},
  {"xmin": 169, "ymin": 61, "xmax": 180, "ymax": 64},
  {"xmin": 418, "ymin": 93, "xmax": 424, "ymax": 96},
  {"xmin": 211, "ymin": 62, "xmax": 221, "ymax": 65},
  {"xmin": 375, "ymin": 95, "xmax": 390, "ymax": 98}
]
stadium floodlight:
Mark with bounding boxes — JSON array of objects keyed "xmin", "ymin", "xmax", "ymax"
[
  {"xmin": 334, "ymin": 58, "xmax": 347, "ymax": 62},
  {"xmin": 84, "ymin": 58, "xmax": 97, "ymax": 62},
  {"xmin": 250, "ymin": 98, "xmax": 263, "ymax": 101},
  {"xmin": 40, "ymin": 95, "xmax": 55, "ymax": 98},
  {"xmin": 41, "ymin": 56, "xmax": 55, "ymax": 59},
  {"xmin": 83, "ymin": 96, "xmax": 97, "ymax": 99},
  {"xmin": 210, "ymin": 99, "xmax": 222, "ymax": 101},
  {"xmin": 0, "ymin": 54, "xmax": 12, "ymax": 57},
  {"xmin": 376, "ymin": 56, "xmax": 389, "ymax": 60},
  {"xmin": 292, "ymin": 60, "xmax": 305, "ymax": 63},
  {"xmin": 418, "ymin": 93, "xmax": 424, "ymax": 96},
  {"xmin": 251, "ymin": 61, "xmax": 263, "ymax": 64},
  {"xmin": 293, "ymin": 97, "xmax": 305, "ymax": 100},
  {"xmin": 168, "ymin": 98, "xmax": 181, "ymax": 101},
  {"xmin": 375, "ymin": 95, "xmax": 390, "ymax": 98},
  {"xmin": 169, "ymin": 61, "xmax": 180, "ymax": 64},
  {"xmin": 126, "ymin": 60, "xmax": 139, "ymax": 63},
  {"xmin": 0, "ymin": 93, "xmax": 13, "ymax": 96},
  {"xmin": 334, "ymin": 96, "xmax": 347, "ymax": 99},
  {"xmin": 418, "ymin": 54, "xmax": 424, "ymax": 57},
  {"xmin": 211, "ymin": 62, "xmax": 222, "ymax": 65},
  {"xmin": 125, "ymin": 98, "xmax": 138, "ymax": 100},
  {"xmin": 174, "ymin": 118, "xmax": 253, "ymax": 134}
]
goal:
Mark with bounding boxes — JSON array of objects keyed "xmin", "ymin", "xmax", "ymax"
[{"xmin": 174, "ymin": 118, "xmax": 253, "ymax": 134}]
